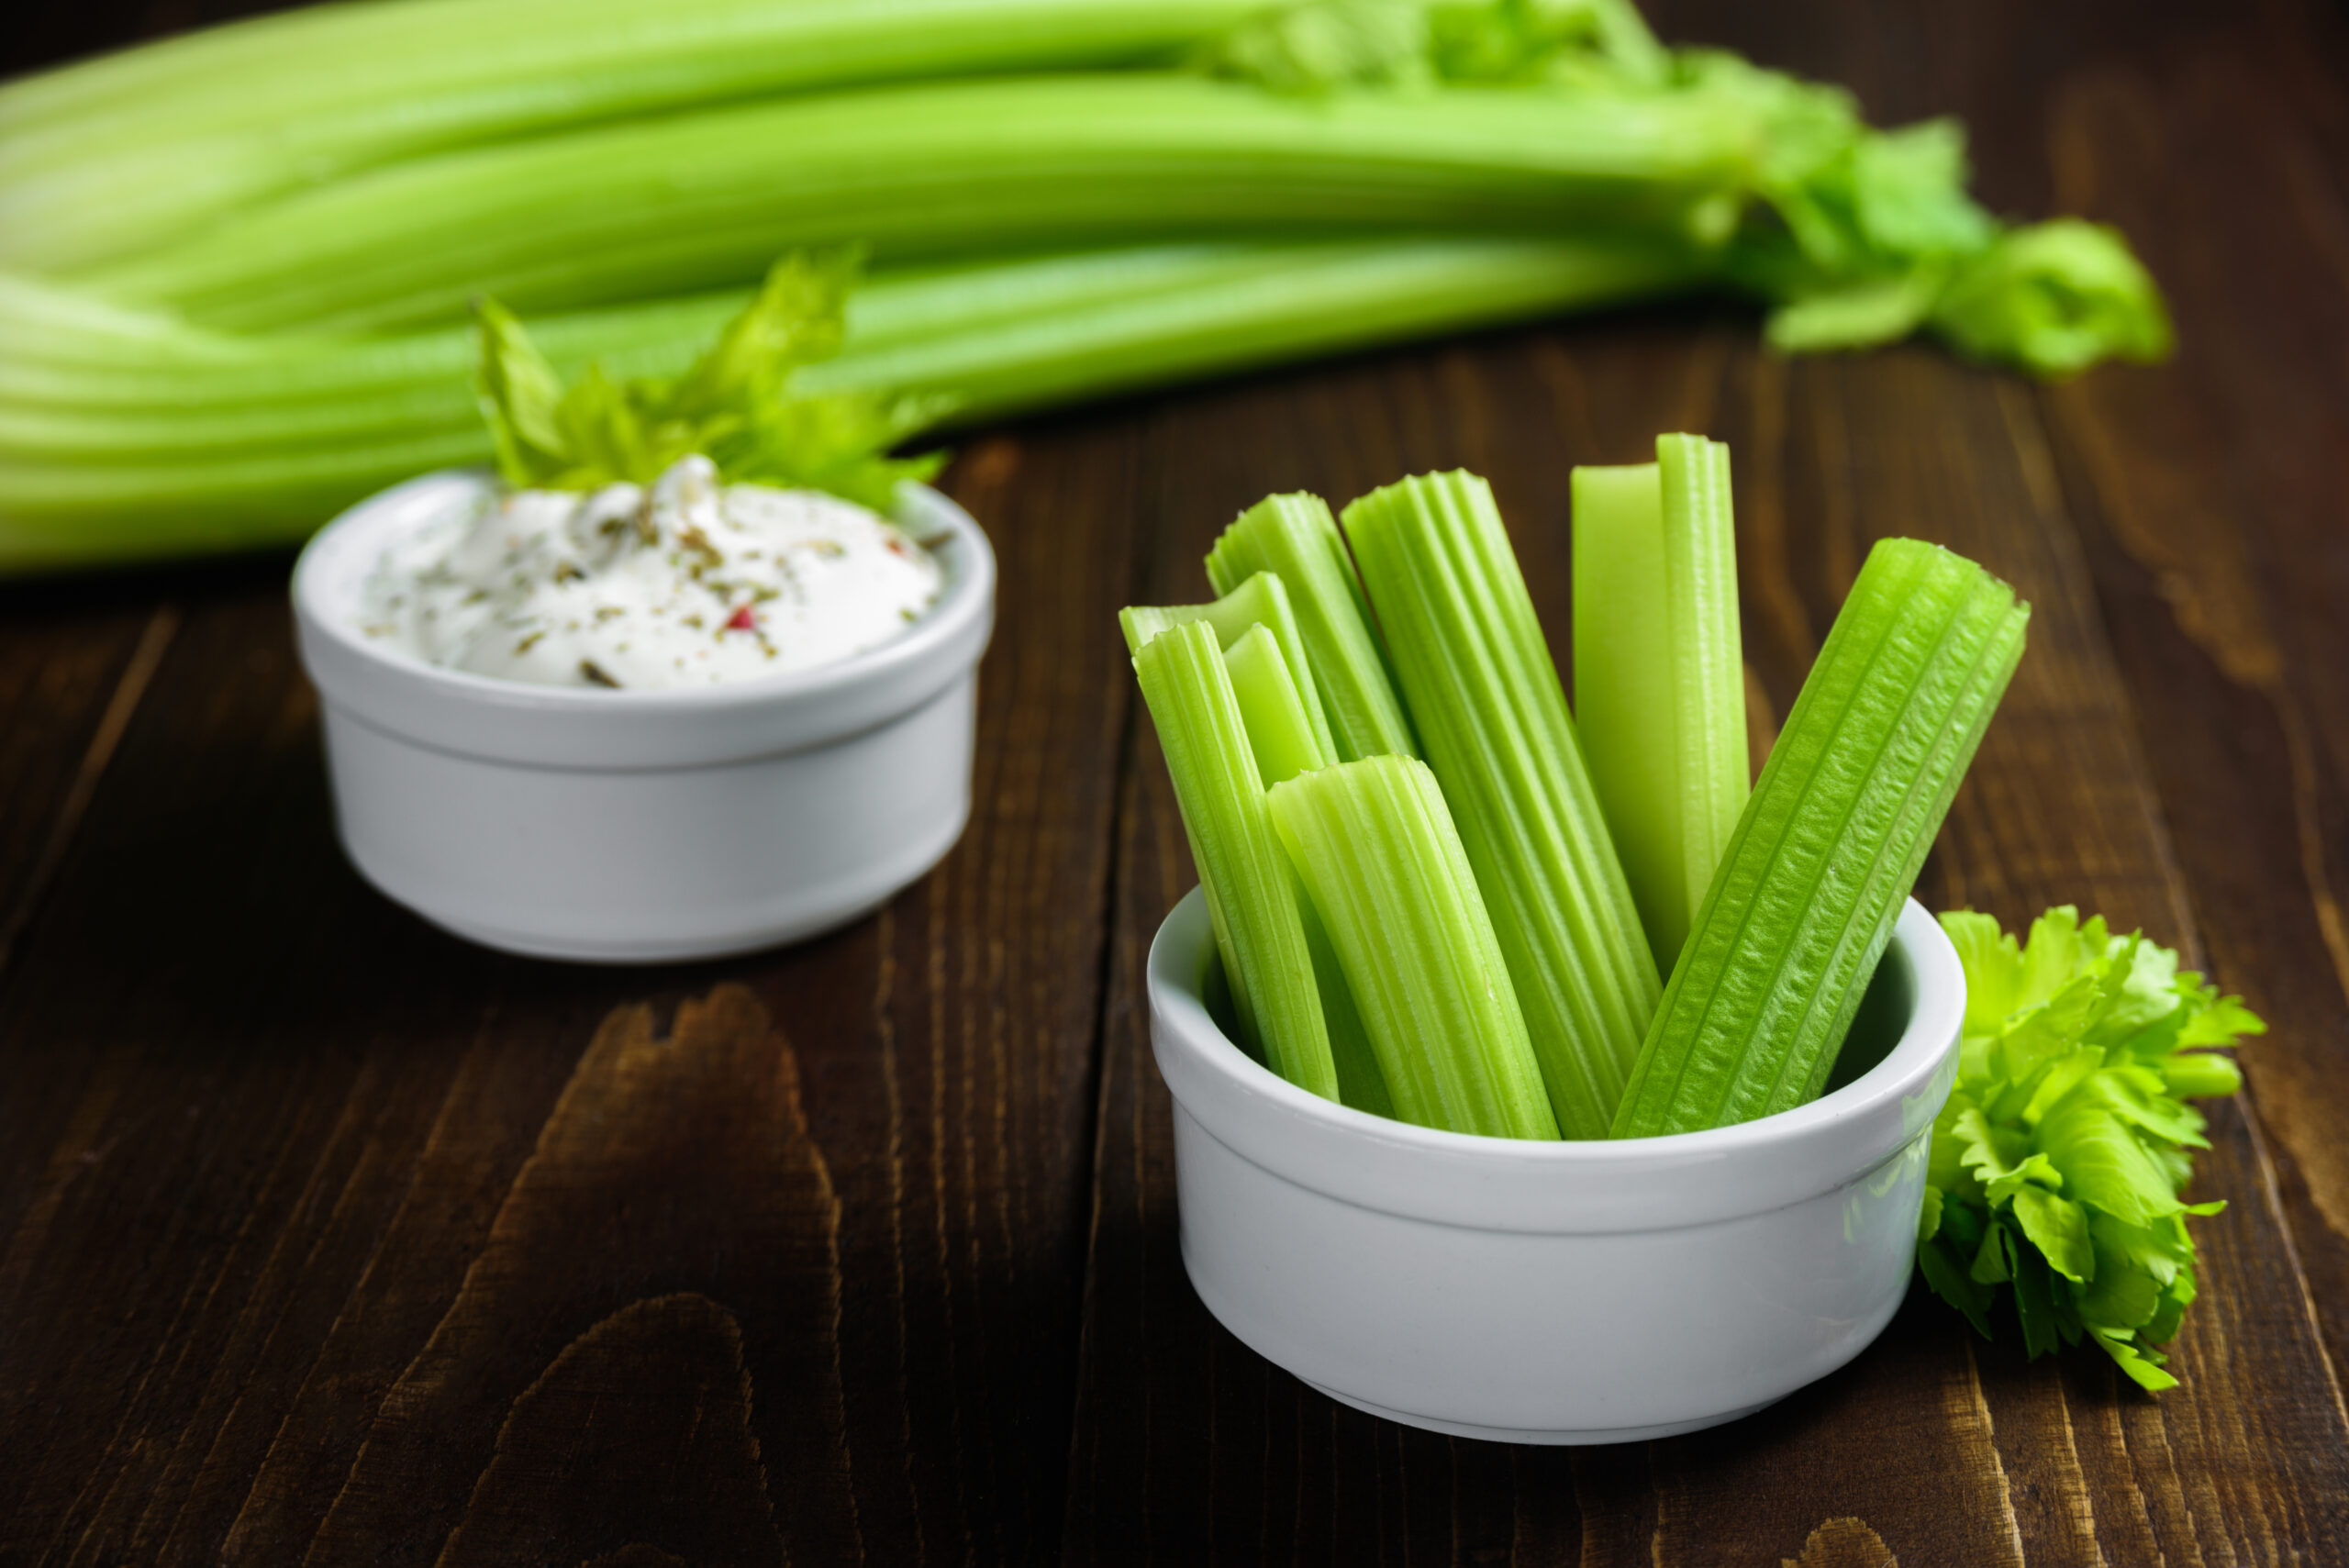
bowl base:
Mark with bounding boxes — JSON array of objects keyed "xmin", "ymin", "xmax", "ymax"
[
  {"xmin": 1299, "ymin": 1382, "xmax": 1783, "ymax": 1447},
  {"xmin": 416, "ymin": 890, "xmax": 895, "ymax": 964}
]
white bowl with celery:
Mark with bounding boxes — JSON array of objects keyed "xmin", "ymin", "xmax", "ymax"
[
  {"xmin": 1129, "ymin": 445, "xmax": 2026, "ymax": 1440},
  {"xmin": 293, "ymin": 257, "xmax": 994, "ymax": 962}
]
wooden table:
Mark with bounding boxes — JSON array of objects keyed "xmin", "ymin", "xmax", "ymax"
[{"xmin": 7, "ymin": 2, "xmax": 2349, "ymax": 1562}]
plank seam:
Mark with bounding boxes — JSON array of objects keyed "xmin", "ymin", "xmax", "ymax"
[
  {"xmin": 1055, "ymin": 417, "xmax": 1167, "ymax": 1566},
  {"xmin": 0, "ymin": 604, "xmax": 177, "ymax": 982}
]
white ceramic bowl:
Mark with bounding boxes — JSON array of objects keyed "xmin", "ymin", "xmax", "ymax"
[
  {"xmin": 1148, "ymin": 887, "xmax": 1965, "ymax": 1444},
  {"xmin": 292, "ymin": 471, "xmax": 995, "ymax": 962}
]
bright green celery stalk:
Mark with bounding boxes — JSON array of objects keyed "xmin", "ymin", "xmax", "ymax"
[
  {"xmin": 1132, "ymin": 619, "xmax": 1340, "ymax": 1100},
  {"xmin": 1571, "ymin": 434, "xmax": 1746, "ymax": 972},
  {"xmin": 0, "ymin": 237, "xmax": 1702, "ymax": 569},
  {"xmin": 1268, "ymin": 754, "xmax": 1558, "ymax": 1140},
  {"xmin": 1341, "ymin": 471, "xmax": 1659, "ymax": 1138},
  {"xmin": 78, "ymin": 75, "xmax": 1765, "ymax": 331},
  {"xmin": 1206, "ymin": 491, "xmax": 1419, "ymax": 762},
  {"xmin": 1219, "ymin": 624, "xmax": 1394, "ymax": 1117},
  {"xmin": 1611, "ymin": 537, "xmax": 2029, "ymax": 1138},
  {"xmin": 1119, "ymin": 571, "xmax": 1338, "ymax": 764},
  {"xmin": 0, "ymin": 0, "xmax": 1271, "ymax": 273}
]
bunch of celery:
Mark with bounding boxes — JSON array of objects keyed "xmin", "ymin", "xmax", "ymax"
[
  {"xmin": 2, "ymin": 0, "xmax": 2172, "ymax": 573},
  {"xmin": 1124, "ymin": 442, "xmax": 2024, "ymax": 1151}
]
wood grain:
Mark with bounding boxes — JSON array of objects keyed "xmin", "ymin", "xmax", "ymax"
[
  {"xmin": 0, "ymin": 419, "xmax": 1147, "ymax": 1564},
  {"xmin": 1056, "ymin": 254, "xmax": 2349, "ymax": 1565},
  {"xmin": 8, "ymin": 1, "xmax": 2349, "ymax": 1562}
]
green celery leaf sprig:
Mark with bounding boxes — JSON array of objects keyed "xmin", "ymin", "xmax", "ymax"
[
  {"xmin": 1920, "ymin": 906, "xmax": 2266, "ymax": 1392},
  {"xmin": 473, "ymin": 249, "xmax": 946, "ymax": 512}
]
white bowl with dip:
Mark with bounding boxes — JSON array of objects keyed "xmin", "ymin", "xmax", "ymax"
[
  {"xmin": 1147, "ymin": 885, "xmax": 1964, "ymax": 1444},
  {"xmin": 292, "ymin": 467, "xmax": 994, "ymax": 962}
]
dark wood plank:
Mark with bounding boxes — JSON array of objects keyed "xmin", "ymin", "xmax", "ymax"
[
  {"xmin": 0, "ymin": 586, "xmax": 173, "ymax": 973},
  {"xmin": 11, "ymin": 0, "xmax": 2349, "ymax": 1561},
  {"xmin": 1060, "ymin": 316, "xmax": 2349, "ymax": 1561},
  {"xmin": 0, "ymin": 423, "xmax": 1141, "ymax": 1566},
  {"xmin": 0, "ymin": 579, "xmax": 180, "ymax": 1246},
  {"xmin": 2021, "ymin": 3, "xmax": 2349, "ymax": 1388}
]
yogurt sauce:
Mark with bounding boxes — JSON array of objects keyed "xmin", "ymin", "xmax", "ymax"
[{"xmin": 357, "ymin": 455, "xmax": 942, "ymax": 689}]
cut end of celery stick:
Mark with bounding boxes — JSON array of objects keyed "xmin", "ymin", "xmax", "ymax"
[
  {"xmin": 1207, "ymin": 492, "xmax": 1419, "ymax": 763},
  {"xmin": 1611, "ymin": 537, "xmax": 2029, "ymax": 1139},
  {"xmin": 1571, "ymin": 460, "xmax": 1682, "ymax": 964},
  {"xmin": 1131, "ymin": 618, "xmax": 1339, "ymax": 1102},
  {"xmin": 1222, "ymin": 620, "xmax": 1328, "ymax": 787},
  {"xmin": 1121, "ymin": 569, "xmax": 1338, "ymax": 763},
  {"xmin": 1573, "ymin": 437, "xmax": 1748, "ymax": 974},
  {"xmin": 1342, "ymin": 470, "xmax": 1658, "ymax": 1139},
  {"xmin": 1269, "ymin": 755, "xmax": 1557, "ymax": 1140}
]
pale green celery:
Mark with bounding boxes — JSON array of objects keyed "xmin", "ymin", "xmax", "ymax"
[
  {"xmin": 1268, "ymin": 754, "xmax": 1557, "ymax": 1140},
  {"xmin": 77, "ymin": 75, "xmax": 1760, "ymax": 330},
  {"xmin": 1, "ymin": 238, "xmax": 1701, "ymax": 567},
  {"xmin": 1612, "ymin": 538, "xmax": 2029, "ymax": 1138},
  {"xmin": 798, "ymin": 236, "xmax": 1700, "ymax": 422},
  {"xmin": 1221, "ymin": 624, "xmax": 1327, "ymax": 788},
  {"xmin": 1218, "ymin": 623, "xmax": 1394, "ymax": 1117},
  {"xmin": 1930, "ymin": 219, "xmax": 2174, "ymax": 378},
  {"xmin": 1, "ymin": 0, "xmax": 1270, "ymax": 272},
  {"xmin": 1120, "ymin": 572, "xmax": 1337, "ymax": 764},
  {"xmin": 1133, "ymin": 620, "xmax": 1339, "ymax": 1101},
  {"xmin": 1206, "ymin": 492, "xmax": 1419, "ymax": 762},
  {"xmin": 1571, "ymin": 433, "xmax": 1745, "ymax": 972},
  {"xmin": 1342, "ymin": 471, "xmax": 1658, "ymax": 1138}
]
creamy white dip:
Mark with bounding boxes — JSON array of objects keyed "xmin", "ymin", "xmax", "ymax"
[{"xmin": 358, "ymin": 455, "xmax": 942, "ymax": 689}]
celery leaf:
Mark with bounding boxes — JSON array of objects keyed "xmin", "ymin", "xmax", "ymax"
[
  {"xmin": 472, "ymin": 250, "xmax": 945, "ymax": 506},
  {"xmin": 1920, "ymin": 906, "xmax": 2264, "ymax": 1390}
]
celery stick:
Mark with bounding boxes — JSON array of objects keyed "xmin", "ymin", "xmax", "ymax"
[
  {"xmin": 1611, "ymin": 538, "xmax": 2029, "ymax": 1138},
  {"xmin": 1342, "ymin": 472, "xmax": 1658, "ymax": 1138},
  {"xmin": 1218, "ymin": 624, "xmax": 1395, "ymax": 1117},
  {"xmin": 1268, "ymin": 756, "xmax": 1557, "ymax": 1140},
  {"xmin": 1119, "ymin": 571, "xmax": 1337, "ymax": 765},
  {"xmin": 1304, "ymin": 912, "xmax": 1395, "ymax": 1118},
  {"xmin": 1132, "ymin": 620, "xmax": 1338, "ymax": 1101},
  {"xmin": 1206, "ymin": 492, "xmax": 1419, "ymax": 762},
  {"xmin": 1220, "ymin": 623, "xmax": 1325, "ymax": 788},
  {"xmin": 1571, "ymin": 434, "xmax": 1746, "ymax": 972},
  {"xmin": 1570, "ymin": 462, "xmax": 1675, "ymax": 955}
]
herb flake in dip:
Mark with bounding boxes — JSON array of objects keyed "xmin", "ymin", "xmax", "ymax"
[{"xmin": 358, "ymin": 454, "xmax": 942, "ymax": 689}]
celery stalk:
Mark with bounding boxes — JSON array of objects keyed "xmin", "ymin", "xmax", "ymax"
[
  {"xmin": 1, "ymin": 238, "xmax": 1700, "ymax": 569},
  {"xmin": 1342, "ymin": 471, "xmax": 1658, "ymax": 1138},
  {"xmin": 1206, "ymin": 492, "xmax": 1419, "ymax": 762},
  {"xmin": 78, "ymin": 75, "xmax": 1763, "ymax": 330},
  {"xmin": 1268, "ymin": 756, "xmax": 1557, "ymax": 1140},
  {"xmin": 1132, "ymin": 619, "xmax": 1339, "ymax": 1101},
  {"xmin": 1611, "ymin": 538, "xmax": 2030, "ymax": 1137},
  {"xmin": 1571, "ymin": 433, "xmax": 1745, "ymax": 971},
  {"xmin": 1, "ymin": 0, "xmax": 1271, "ymax": 272},
  {"xmin": 1217, "ymin": 624, "xmax": 1395, "ymax": 1117},
  {"xmin": 1119, "ymin": 570, "xmax": 1338, "ymax": 766}
]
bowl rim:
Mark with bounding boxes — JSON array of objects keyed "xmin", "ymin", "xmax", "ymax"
[
  {"xmin": 290, "ymin": 469, "xmax": 996, "ymax": 769},
  {"xmin": 1146, "ymin": 885, "xmax": 1965, "ymax": 1233},
  {"xmin": 292, "ymin": 467, "xmax": 994, "ymax": 714}
]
